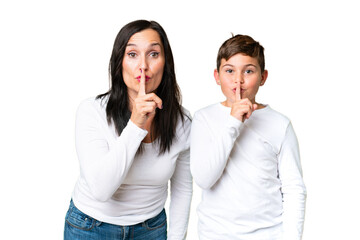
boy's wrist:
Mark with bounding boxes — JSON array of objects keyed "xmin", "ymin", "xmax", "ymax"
[{"xmin": 226, "ymin": 114, "xmax": 243, "ymax": 138}]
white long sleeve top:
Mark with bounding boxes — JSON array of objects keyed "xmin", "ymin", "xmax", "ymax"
[
  {"xmin": 190, "ymin": 103, "xmax": 306, "ymax": 240},
  {"xmin": 71, "ymin": 97, "xmax": 192, "ymax": 240}
]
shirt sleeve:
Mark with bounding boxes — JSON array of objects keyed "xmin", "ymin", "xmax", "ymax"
[
  {"xmin": 190, "ymin": 111, "xmax": 243, "ymax": 190},
  {"xmin": 75, "ymin": 100, "xmax": 147, "ymax": 202},
  {"xmin": 168, "ymin": 118, "xmax": 193, "ymax": 240},
  {"xmin": 278, "ymin": 122, "xmax": 307, "ymax": 240}
]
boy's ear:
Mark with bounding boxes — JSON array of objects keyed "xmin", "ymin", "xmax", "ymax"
[
  {"xmin": 214, "ymin": 69, "xmax": 221, "ymax": 85},
  {"xmin": 260, "ymin": 70, "xmax": 268, "ymax": 86}
]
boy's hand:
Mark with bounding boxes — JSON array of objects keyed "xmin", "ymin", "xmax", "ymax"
[
  {"xmin": 130, "ymin": 68, "xmax": 162, "ymax": 129},
  {"xmin": 230, "ymin": 81, "xmax": 257, "ymax": 122}
]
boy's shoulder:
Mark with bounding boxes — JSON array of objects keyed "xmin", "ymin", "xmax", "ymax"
[
  {"xmin": 249, "ymin": 106, "xmax": 292, "ymax": 132},
  {"xmin": 195, "ymin": 102, "xmax": 224, "ymax": 113},
  {"xmin": 249, "ymin": 105, "xmax": 293, "ymax": 145},
  {"xmin": 260, "ymin": 105, "xmax": 291, "ymax": 124},
  {"xmin": 193, "ymin": 103, "xmax": 225, "ymax": 119}
]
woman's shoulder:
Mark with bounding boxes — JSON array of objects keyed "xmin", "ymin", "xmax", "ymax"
[
  {"xmin": 79, "ymin": 95, "xmax": 108, "ymax": 109},
  {"xmin": 176, "ymin": 106, "xmax": 191, "ymax": 130},
  {"xmin": 181, "ymin": 106, "xmax": 192, "ymax": 121},
  {"xmin": 172, "ymin": 106, "xmax": 191, "ymax": 138},
  {"xmin": 76, "ymin": 96, "xmax": 107, "ymax": 118}
]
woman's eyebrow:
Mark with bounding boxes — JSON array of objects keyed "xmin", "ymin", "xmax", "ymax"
[
  {"xmin": 149, "ymin": 43, "xmax": 162, "ymax": 50},
  {"xmin": 126, "ymin": 42, "xmax": 161, "ymax": 47}
]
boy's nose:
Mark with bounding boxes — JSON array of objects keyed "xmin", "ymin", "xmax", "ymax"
[
  {"xmin": 235, "ymin": 79, "xmax": 244, "ymax": 83},
  {"xmin": 235, "ymin": 74, "xmax": 244, "ymax": 84}
]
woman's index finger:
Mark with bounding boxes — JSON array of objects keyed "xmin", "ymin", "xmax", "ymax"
[{"xmin": 138, "ymin": 68, "xmax": 146, "ymax": 96}]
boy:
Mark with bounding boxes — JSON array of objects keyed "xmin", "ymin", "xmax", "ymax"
[{"xmin": 190, "ymin": 35, "xmax": 306, "ymax": 240}]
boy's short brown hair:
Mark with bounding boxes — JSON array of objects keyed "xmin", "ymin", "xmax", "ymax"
[{"xmin": 216, "ymin": 34, "xmax": 265, "ymax": 73}]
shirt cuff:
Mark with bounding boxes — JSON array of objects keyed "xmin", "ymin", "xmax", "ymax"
[
  {"xmin": 125, "ymin": 119, "xmax": 148, "ymax": 139},
  {"xmin": 226, "ymin": 115, "xmax": 243, "ymax": 139}
]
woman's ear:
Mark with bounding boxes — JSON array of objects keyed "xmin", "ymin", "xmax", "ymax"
[
  {"xmin": 214, "ymin": 69, "xmax": 221, "ymax": 85},
  {"xmin": 260, "ymin": 70, "xmax": 268, "ymax": 86}
]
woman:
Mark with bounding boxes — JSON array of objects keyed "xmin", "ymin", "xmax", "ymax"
[{"xmin": 64, "ymin": 20, "xmax": 192, "ymax": 240}]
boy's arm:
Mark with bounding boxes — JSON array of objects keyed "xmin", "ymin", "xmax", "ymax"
[
  {"xmin": 190, "ymin": 111, "xmax": 242, "ymax": 190},
  {"xmin": 278, "ymin": 123, "xmax": 307, "ymax": 240}
]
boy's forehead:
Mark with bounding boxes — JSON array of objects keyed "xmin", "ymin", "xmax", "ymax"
[{"xmin": 220, "ymin": 53, "xmax": 259, "ymax": 68}]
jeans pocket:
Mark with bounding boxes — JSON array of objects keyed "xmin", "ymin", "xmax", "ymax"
[
  {"xmin": 144, "ymin": 209, "xmax": 167, "ymax": 230},
  {"xmin": 65, "ymin": 201, "xmax": 96, "ymax": 231}
]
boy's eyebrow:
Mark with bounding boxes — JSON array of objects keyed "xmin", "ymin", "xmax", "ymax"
[
  {"xmin": 221, "ymin": 63, "xmax": 257, "ymax": 69},
  {"xmin": 221, "ymin": 64, "xmax": 234, "ymax": 69},
  {"xmin": 244, "ymin": 64, "xmax": 257, "ymax": 68}
]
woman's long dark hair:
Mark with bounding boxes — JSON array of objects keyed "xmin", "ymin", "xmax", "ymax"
[{"xmin": 97, "ymin": 20, "xmax": 185, "ymax": 154}]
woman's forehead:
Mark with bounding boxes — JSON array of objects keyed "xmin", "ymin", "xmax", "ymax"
[{"xmin": 127, "ymin": 29, "xmax": 163, "ymax": 47}]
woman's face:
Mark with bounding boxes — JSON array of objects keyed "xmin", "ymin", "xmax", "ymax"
[{"xmin": 122, "ymin": 29, "xmax": 165, "ymax": 101}]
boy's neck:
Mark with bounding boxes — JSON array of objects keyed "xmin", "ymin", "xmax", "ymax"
[
  {"xmin": 221, "ymin": 100, "xmax": 266, "ymax": 110},
  {"xmin": 256, "ymin": 103, "xmax": 266, "ymax": 109}
]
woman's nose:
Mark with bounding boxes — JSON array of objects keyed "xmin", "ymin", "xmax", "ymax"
[{"xmin": 140, "ymin": 55, "xmax": 148, "ymax": 70}]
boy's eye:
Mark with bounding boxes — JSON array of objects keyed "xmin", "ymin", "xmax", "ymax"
[
  {"xmin": 225, "ymin": 69, "xmax": 233, "ymax": 73},
  {"xmin": 244, "ymin": 69, "xmax": 253, "ymax": 74},
  {"xmin": 127, "ymin": 52, "xmax": 137, "ymax": 58}
]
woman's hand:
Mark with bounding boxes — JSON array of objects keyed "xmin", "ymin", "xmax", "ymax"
[
  {"xmin": 230, "ymin": 82, "xmax": 257, "ymax": 122},
  {"xmin": 130, "ymin": 69, "xmax": 163, "ymax": 129}
]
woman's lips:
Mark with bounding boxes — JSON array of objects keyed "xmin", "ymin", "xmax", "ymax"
[{"xmin": 136, "ymin": 76, "xmax": 150, "ymax": 82}]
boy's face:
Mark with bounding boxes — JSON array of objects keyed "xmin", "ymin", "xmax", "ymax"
[{"xmin": 214, "ymin": 53, "xmax": 268, "ymax": 107}]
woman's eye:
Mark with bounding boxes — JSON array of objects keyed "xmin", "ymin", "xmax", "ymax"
[
  {"xmin": 127, "ymin": 52, "xmax": 136, "ymax": 58},
  {"xmin": 150, "ymin": 52, "xmax": 159, "ymax": 57}
]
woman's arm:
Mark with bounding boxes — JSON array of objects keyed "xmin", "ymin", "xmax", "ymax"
[
  {"xmin": 278, "ymin": 123, "xmax": 307, "ymax": 240},
  {"xmin": 167, "ymin": 115, "xmax": 193, "ymax": 240},
  {"xmin": 75, "ymin": 100, "xmax": 147, "ymax": 202},
  {"xmin": 168, "ymin": 147, "xmax": 193, "ymax": 240},
  {"xmin": 190, "ymin": 111, "xmax": 243, "ymax": 190}
]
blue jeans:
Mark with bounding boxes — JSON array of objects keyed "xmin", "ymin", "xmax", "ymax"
[{"xmin": 64, "ymin": 200, "xmax": 167, "ymax": 240}]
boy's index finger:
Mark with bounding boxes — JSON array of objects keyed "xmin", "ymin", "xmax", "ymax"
[
  {"xmin": 138, "ymin": 68, "xmax": 146, "ymax": 96},
  {"xmin": 236, "ymin": 80, "xmax": 241, "ymax": 101}
]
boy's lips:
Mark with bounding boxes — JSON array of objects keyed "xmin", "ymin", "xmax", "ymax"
[{"xmin": 232, "ymin": 88, "xmax": 245, "ymax": 93}]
